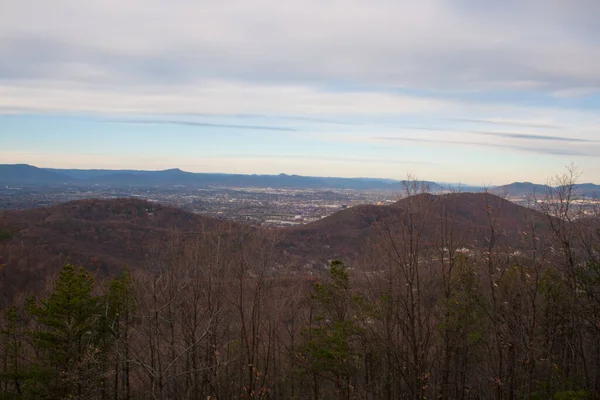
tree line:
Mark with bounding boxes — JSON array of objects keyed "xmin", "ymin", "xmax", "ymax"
[{"xmin": 0, "ymin": 169, "xmax": 599, "ymax": 399}]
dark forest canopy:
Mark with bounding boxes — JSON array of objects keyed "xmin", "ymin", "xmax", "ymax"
[{"xmin": 0, "ymin": 172, "xmax": 599, "ymax": 399}]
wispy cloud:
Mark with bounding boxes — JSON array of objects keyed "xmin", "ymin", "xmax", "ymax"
[
  {"xmin": 0, "ymin": 82, "xmax": 447, "ymax": 115},
  {"xmin": 396, "ymin": 126, "xmax": 597, "ymax": 143},
  {"xmin": 106, "ymin": 119, "xmax": 297, "ymax": 132},
  {"xmin": 231, "ymin": 153, "xmax": 439, "ymax": 165},
  {"xmin": 373, "ymin": 136, "xmax": 597, "ymax": 157},
  {"xmin": 467, "ymin": 130, "xmax": 597, "ymax": 143},
  {"xmin": 448, "ymin": 118, "xmax": 565, "ymax": 130}
]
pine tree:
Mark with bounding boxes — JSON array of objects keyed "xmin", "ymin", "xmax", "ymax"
[
  {"xmin": 104, "ymin": 268, "xmax": 136, "ymax": 400},
  {"xmin": 0, "ymin": 306, "xmax": 26, "ymax": 399},
  {"xmin": 300, "ymin": 260, "xmax": 364, "ymax": 399},
  {"xmin": 25, "ymin": 264, "xmax": 104, "ymax": 399}
]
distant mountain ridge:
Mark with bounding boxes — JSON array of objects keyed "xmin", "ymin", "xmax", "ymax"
[
  {"xmin": 0, "ymin": 164, "xmax": 442, "ymax": 191},
  {"xmin": 1, "ymin": 164, "xmax": 598, "ymax": 195},
  {"xmin": 0, "ymin": 164, "xmax": 73, "ymax": 185},
  {"xmin": 490, "ymin": 181, "xmax": 600, "ymax": 197}
]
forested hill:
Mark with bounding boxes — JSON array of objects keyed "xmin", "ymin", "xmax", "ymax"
[
  {"xmin": 0, "ymin": 198, "xmax": 235, "ymax": 303},
  {"xmin": 1, "ymin": 193, "xmax": 548, "ymax": 273},
  {"xmin": 1, "ymin": 193, "xmax": 551, "ymax": 301},
  {"xmin": 0, "ymin": 192, "xmax": 599, "ymax": 399},
  {"xmin": 281, "ymin": 192, "xmax": 552, "ymax": 263}
]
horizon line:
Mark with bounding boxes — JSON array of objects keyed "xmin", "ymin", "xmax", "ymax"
[{"xmin": 3, "ymin": 163, "xmax": 600, "ymax": 187}]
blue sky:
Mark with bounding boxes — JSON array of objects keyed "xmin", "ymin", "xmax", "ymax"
[{"xmin": 1, "ymin": 0, "xmax": 599, "ymax": 184}]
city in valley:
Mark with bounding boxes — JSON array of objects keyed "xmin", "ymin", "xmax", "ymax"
[
  {"xmin": 0, "ymin": 184, "xmax": 402, "ymax": 227},
  {"xmin": 3, "ymin": 180, "xmax": 599, "ymax": 227}
]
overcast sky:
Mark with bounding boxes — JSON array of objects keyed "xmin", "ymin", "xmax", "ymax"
[{"xmin": 1, "ymin": 0, "xmax": 599, "ymax": 184}]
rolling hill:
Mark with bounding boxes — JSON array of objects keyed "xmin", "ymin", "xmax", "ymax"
[
  {"xmin": 0, "ymin": 192, "xmax": 557, "ymax": 306},
  {"xmin": 0, "ymin": 198, "xmax": 234, "ymax": 305},
  {"xmin": 280, "ymin": 192, "xmax": 552, "ymax": 263}
]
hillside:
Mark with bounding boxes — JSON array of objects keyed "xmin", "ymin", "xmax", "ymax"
[
  {"xmin": 0, "ymin": 198, "xmax": 232, "ymax": 303},
  {"xmin": 280, "ymin": 192, "xmax": 551, "ymax": 262},
  {"xmin": 0, "ymin": 193, "xmax": 552, "ymax": 271},
  {"xmin": 0, "ymin": 194, "xmax": 554, "ymax": 302},
  {"xmin": 1, "ymin": 197, "xmax": 596, "ymax": 399}
]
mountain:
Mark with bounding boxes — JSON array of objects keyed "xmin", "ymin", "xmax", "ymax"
[
  {"xmin": 441, "ymin": 183, "xmax": 485, "ymax": 192},
  {"xmin": 0, "ymin": 198, "xmax": 236, "ymax": 304},
  {"xmin": 2, "ymin": 191, "xmax": 586, "ymax": 309},
  {"xmin": 490, "ymin": 182, "xmax": 549, "ymax": 197},
  {"xmin": 2, "ymin": 164, "xmax": 598, "ymax": 196},
  {"xmin": 83, "ymin": 168, "xmax": 200, "ymax": 186},
  {"xmin": 0, "ymin": 164, "xmax": 73, "ymax": 186},
  {"xmin": 70, "ymin": 168, "xmax": 443, "ymax": 191},
  {"xmin": 0, "ymin": 198, "xmax": 231, "ymax": 269},
  {"xmin": 43, "ymin": 168, "xmax": 146, "ymax": 180},
  {"xmin": 491, "ymin": 181, "xmax": 600, "ymax": 197},
  {"xmin": 279, "ymin": 192, "xmax": 551, "ymax": 263},
  {"xmin": 0, "ymin": 164, "xmax": 441, "ymax": 191},
  {"xmin": 0, "ymin": 193, "xmax": 549, "ymax": 283},
  {"xmin": 575, "ymin": 183, "xmax": 600, "ymax": 197}
]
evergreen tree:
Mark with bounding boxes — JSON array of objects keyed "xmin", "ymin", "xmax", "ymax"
[
  {"xmin": 0, "ymin": 307, "xmax": 26, "ymax": 400},
  {"xmin": 300, "ymin": 260, "xmax": 364, "ymax": 399},
  {"xmin": 25, "ymin": 264, "xmax": 104, "ymax": 399},
  {"xmin": 104, "ymin": 268, "xmax": 136, "ymax": 400}
]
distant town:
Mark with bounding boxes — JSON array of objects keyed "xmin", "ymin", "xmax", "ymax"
[
  {"xmin": 4, "ymin": 183, "xmax": 600, "ymax": 227},
  {"xmin": 0, "ymin": 184, "xmax": 401, "ymax": 227},
  {"xmin": 1, "ymin": 164, "xmax": 599, "ymax": 226}
]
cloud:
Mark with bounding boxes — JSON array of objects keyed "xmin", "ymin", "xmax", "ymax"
[
  {"xmin": 552, "ymin": 87, "xmax": 600, "ymax": 99},
  {"xmin": 230, "ymin": 154, "xmax": 439, "ymax": 165},
  {"xmin": 448, "ymin": 118, "xmax": 565, "ymax": 130},
  {"xmin": 467, "ymin": 130, "xmax": 597, "ymax": 143},
  {"xmin": 0, "ymin": 81, "xmax": 449, "ymax": 115},
  {"xmin": 1, "ymin": 0, "xmax": 600, "ymax": 110},
  {"xmin": 106, "ymin": 119, "xmax": 297, "ymax": 132},
  {"xmin": 394, "ymin": 126, "xmax": 598, "ymax": 143},
  {"xmin": 373, "ymin": 136, "xmax": 598, "ymax": 157}
]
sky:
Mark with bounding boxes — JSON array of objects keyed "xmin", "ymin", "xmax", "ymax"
[{"xmin": 1, "ymin": 0, "xmax": 599, "ymax": 185}]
